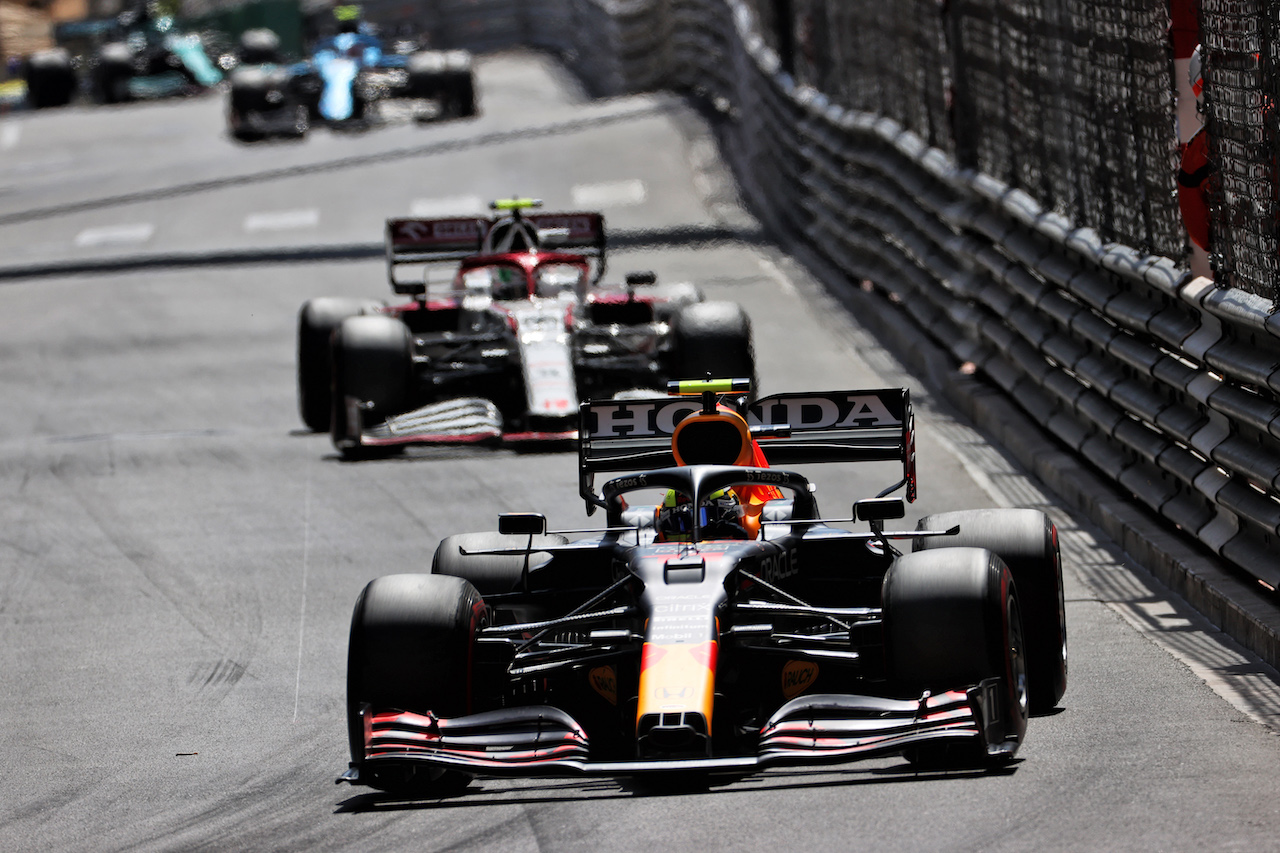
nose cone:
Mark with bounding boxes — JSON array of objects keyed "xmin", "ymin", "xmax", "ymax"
[{"xmin": 636, "ymin": 640, "xmax": 719, "ymax": 758}]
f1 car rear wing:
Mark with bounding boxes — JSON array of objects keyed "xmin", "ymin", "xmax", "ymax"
[
  {"xmin": 578, "ymin": 385, "xmax": 917, "ymax": 512},
  {"xmin": 386, "ymin": 210, "xmax": 607, "ymax": 295},
  {"xmin": 386, "ymin": 217, "xmax": 487, "ymax": 294}
]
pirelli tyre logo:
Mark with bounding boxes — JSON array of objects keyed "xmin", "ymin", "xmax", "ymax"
[{"xmin": 585, "ymin": 392, "xmax": 903, "ymax": 439}]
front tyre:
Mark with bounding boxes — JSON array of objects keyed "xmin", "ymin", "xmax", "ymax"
[
  {"xmin": 883, "ymin": 547, "xmax": 1029, "ymax": 767},
  {"xmin": 296, "ymin": 297, "xmax": 382, "ymax": 432},
  {"xmin": 347, "ymin": 574, "xmax": 484, "ymax": 795},
  {"xmin": 914, "ymin": 508, "xmax": 1066, "ymax": 713},
  {"xmin": 329, "ymin": 314, "xmax": 413, "ymax": 454}
]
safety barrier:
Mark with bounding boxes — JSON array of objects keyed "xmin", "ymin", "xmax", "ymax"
[{"xmin": 417, "ymin": 0, "xmax": 1280, "ymax": 598}]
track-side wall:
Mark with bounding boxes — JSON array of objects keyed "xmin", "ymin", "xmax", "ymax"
[{"xmin": 410, "ymin": 1, "xmax": 1280, "ymax": 608}]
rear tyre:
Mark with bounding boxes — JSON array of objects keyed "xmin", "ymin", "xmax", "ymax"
[
  {"xmin": 448, "ymin": 71, "xmax": 476, "ymax": 118},
  {"xmin": 882, "ymin": 547, "xmax": 1029, "ymax": 767},
  {"xmin": 330, "ymin": 314, "xmax": 413, "ymax": 454},
  {"xmin": 444, "ymin": 52, "xmax": 475, "ymax": 117},
  {"xmin": 237, "ymin": 28, "xmax": 281, "ymax": 65},
  {"xmin": 914, "ymin": 509, "xmax": 1066, "ymax": 713},
  {"xmin": 93, "ymin": 43, "xmax": 134, "ymax": 104},
  {"xmin": 24, "ymin": 48, "xmax": 77, "ymax": 108},
  {"xmin": 296, "ymin": 298, "xmax": 381, "ymax": 432},
  {"xmin": 347, "ymin": 574, "xmax": 483, "ymax": 794},
  {"xmin": 227, "ymin": 65, "xmax": 270, "ymax": 141},
  {"xmin": 672, "ymin": 301, "xmax": 755, "ymax": 388},
  {"xmin": 406, "ymin": 50, "xmax": 445, "ymax": 98},
  {"xmin": 433, "ymin": 532, "xmax": 570, "ymax": 596}
]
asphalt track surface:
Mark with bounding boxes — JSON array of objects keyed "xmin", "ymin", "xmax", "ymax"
[{"xmin": 2, "ymin": 51, "xmax": 1280, "ymax": 852}]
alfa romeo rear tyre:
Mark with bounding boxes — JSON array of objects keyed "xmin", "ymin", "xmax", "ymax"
[{"xmin": 672, "ymin": 301, "xmax": 755, "ymax": 388}]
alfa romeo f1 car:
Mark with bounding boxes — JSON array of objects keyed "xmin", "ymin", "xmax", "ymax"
[
  {"xmin": 338, "ymin": 379, "xmax": 1069, "ymax": 795},
  {"xmin": 297, "ymin": 200, "xmax": 756, "ymax": 456}
]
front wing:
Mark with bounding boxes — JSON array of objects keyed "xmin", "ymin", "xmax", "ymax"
[
  {"xmin": 337, "ymin": 397, "xmax": 576, "ymax": 450},
  {"xmin": 337, "ymin": 681, "xmax": 1012, "ymax": 785}
]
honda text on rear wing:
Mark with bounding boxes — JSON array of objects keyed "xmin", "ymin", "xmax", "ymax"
[{"xmin": 578, "ymin": 379, "xmax": 917, "ymax": 513}]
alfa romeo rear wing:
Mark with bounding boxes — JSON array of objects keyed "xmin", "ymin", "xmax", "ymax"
[
  {"xmin": 578, "ymin": 387, "xmax": 917, "ymax": 510},
  {"xmin": 385, "ymin": 212, "xmax": 607, "ymax": 294}
]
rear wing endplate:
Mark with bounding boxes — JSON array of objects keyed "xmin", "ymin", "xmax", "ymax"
[
  {"xmin": 386, "ymin": 217, "xmax": 487, "ymax": 294},
  {"xmin": 578, "ymin": 388, "xmax": 917, "ymax": 510}
]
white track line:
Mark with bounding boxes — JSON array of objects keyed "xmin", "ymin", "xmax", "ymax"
[
  {"xmin": 410, "ymin": 195, "xmax": 485, "ymax": 217},
  {"xmin": 0, "ymin": 123, "xmax": 20, "ymax": 151},
  {"xmin": 571, "ymin": 179, "xmax": 647, "ymax": 208},
  {"xmin": 293, "ymin": 474, "xmax": 311, "ymax": 722},
  {"xmin": 74, "ymin": 223, "xmax": 154, "ymax": 247},
  {"xmin": 244, "ymin": 208, "xmax": 319, "ymax": 232},
  {"xmin": 756, "ymin": 255, "xmax": 798, "ymax": 296}
]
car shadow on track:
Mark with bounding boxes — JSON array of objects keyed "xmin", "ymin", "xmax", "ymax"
[{"xmin": 334, "ymin": 760, "xmax": 1020, "ymax": 813}]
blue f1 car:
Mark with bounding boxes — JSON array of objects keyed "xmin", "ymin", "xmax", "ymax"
[{"xmin": 227, "ymin": 15, "xmax": 475, "ymax": 141}]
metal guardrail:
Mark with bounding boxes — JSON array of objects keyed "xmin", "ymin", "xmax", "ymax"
[{"xmin": 422, "ymin": 0, "xmax": 1280, "ymax": 595}]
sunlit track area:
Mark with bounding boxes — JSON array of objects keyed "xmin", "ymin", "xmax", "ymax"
[{"xmin": 2, "ymin": 47, "xmax": 1280, "ymax": 853}]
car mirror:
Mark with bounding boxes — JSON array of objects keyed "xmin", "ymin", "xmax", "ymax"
[
  {"xmin": 854, "ymin": 497, "xmax": 904, "ymax": 522},
  {"xmin": 498, "ymin": 513, "xmax": 547, "ymax": 535}
]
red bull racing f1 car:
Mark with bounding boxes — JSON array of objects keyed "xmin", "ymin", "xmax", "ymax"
[
  {"xmin": 338, "ymin": 379, "xmax": 1069, "ymax": 795},
  {"xmin": 297, "ymin": 200, "xmax": 755, "ymax": 457}
]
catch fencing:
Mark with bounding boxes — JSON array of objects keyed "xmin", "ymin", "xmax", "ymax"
[{"xmin": 403, "ymin": 1, "xmax": 1280, "ymax": 608}]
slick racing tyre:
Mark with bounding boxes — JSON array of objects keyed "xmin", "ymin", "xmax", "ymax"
[
  {"xmin": 24, "ymin": 48, "xmax": 77, "ymax": 108},
  {"xmin": 444, "ymin": 52, "xmax": 476, "ymax": 118},
  {"xmin": 672, "ymin": 302, "xmax": 755, "ymax": 388},
  {"xmin": 330, "ymin": 315, "xmax": 413, "ymax": 453},
  {"xmin": 347, "ymin": 574, "xmax": 484, "ymax": 795},
  {"xmin": 237, "ymin": 28, "xmax": 281, "ymax": 65},
  {"xmin": 914, "ymin": 509, "xmax": 1067, "ymax": 714},
  {"xmin": 432, "ymin": 532, "xmax": 570, "ymax": 596},
  {"xmin": 407, "ymin": 50, "xmax": 475, "ymax": 118},
  {"xmin": 231, "ymin": 68, "xmax": 309, "ymax": 141},
  {"xmin": 227, "ymin": 66, "xmax": 269, "ymax": 141},
  {"xmin": 93, "ymin": 42, "xmax": 135, "ymax": 104},
  {"xmin": 406, "ymin": 50, "xmax": 446, "ymax": 97},
  {"xmin": 296, "ymin": 298, "xmax": 382, "ymax": 432},
  {"xmin": 882, "ymin": 547, "xmax": 1029, "ymax": 767}
]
